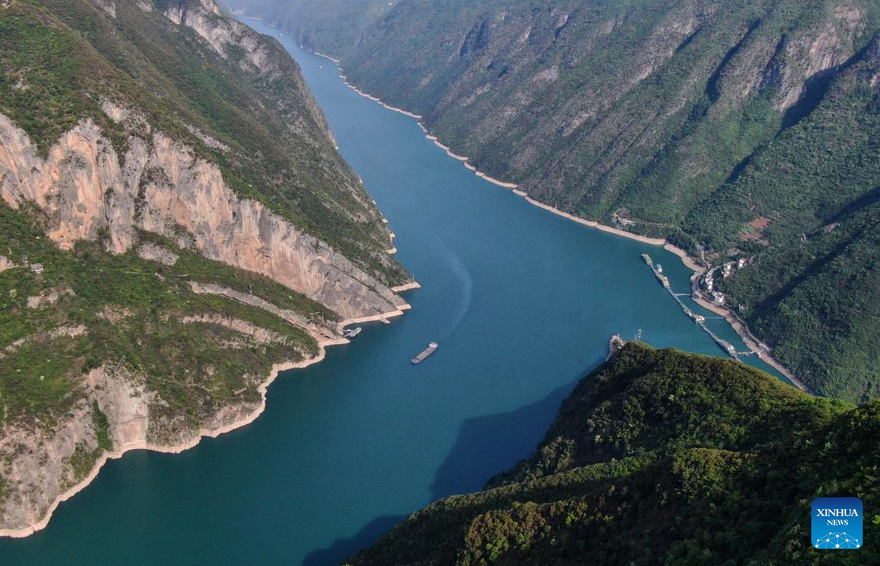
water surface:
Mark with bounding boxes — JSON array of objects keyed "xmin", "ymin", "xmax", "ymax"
[{"xmin": 1, "ymin": 19, "xmax": 785, "ymax": 565}]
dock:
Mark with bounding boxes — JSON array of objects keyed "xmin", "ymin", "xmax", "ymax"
[{"xmin": 642, "ymin": 255, "xmax": 750, "ymax": 360}]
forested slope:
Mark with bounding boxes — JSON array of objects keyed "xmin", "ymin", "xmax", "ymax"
[
  {"xmin": 229, "ymin": 0, "xmax": 880, "ymax": 402},
  {"xmin": 349, "ymin": 344, "xmax": 880, "ymax": 565}
]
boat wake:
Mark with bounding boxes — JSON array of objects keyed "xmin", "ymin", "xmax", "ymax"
[{"xmin": 439, "ymin": 240, "xmax": 473, "ymax": 341}]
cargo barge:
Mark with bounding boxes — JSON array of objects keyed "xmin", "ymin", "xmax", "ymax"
[{"xmin": 411, "ymin": 342, "xmax": 439, "ymax": 364}]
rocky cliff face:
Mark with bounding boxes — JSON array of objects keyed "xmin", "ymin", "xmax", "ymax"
[
  {"xmin": 232, "ymin": 0, "xmax": 873, "ymax": 224},
  {"xmin": 0, "ymin": 114, "xmax": 404, "ymax": 318},
  {"xmin": 163, "ymin": 0, "xmax": 345, "ymax": 153},
  {"xmin": 0, "ymin": 0, "xmax": 411, "ymax": 535},
  {"xmin": 323, "ymin": 0, "xmax": 871, "ymax": 218},
  {"xmin": 1, "ymin": 357, "xmax": 285, "ymax": 534},
  {"xmin": 1, "ymin": 364, "xmax": 155, "ymax": 531}
]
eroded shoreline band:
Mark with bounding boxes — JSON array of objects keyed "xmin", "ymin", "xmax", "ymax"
[
  {"xmin": 306, "ymin": 47, "xmax": 803, "ymax": 391},
  {"xmin": 0, "ymin": 300, "xmax": 416, "ymax": 539}
]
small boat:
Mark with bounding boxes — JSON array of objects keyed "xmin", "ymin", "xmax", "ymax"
[
  {"xmin": 317, "ymin": 65, "xmax": 323, "ymax": 69},
  {"xmin": 343, "ymin": 327, "xmax": 362, "ymax": 338},
  {"xmin": 411, "ymin": 342, "xmax": 439, "ymax": 364}
]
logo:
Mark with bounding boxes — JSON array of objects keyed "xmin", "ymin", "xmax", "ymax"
[{"xmin": 812, "ymin": 497, "xmax": 863, "ymax": 550}]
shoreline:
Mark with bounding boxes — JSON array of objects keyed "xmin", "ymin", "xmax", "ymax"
[
  {"xmin": 336, "ymin": 72, "xmax": 423, "ymax": 120},
  {"xmin": 306, "ymin": 43, "xmax": 802, "ymax": 389},
  {"xmin": 689, "ymin": 291, "xmax": 810, "ymax": 392},
  {"xmin": 0, "ymin": 303, "xmax": 411, "ymax": 539}
]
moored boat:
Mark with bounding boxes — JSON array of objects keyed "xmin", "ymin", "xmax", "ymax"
[{"xmin": 343, "ymin": 327, "xmax": 362, "ymax": 338}]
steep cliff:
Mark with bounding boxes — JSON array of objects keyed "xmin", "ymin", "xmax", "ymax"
[
  {"xmin": 231, "ymin": 0, "xmax": 880, "ymax": 402},
  {"xmin": 348, "ymin": 344, "xmax": 880, "ymax": 565},
  {"xmin": 0, "ymin": 115, "xmax": 403, "ymax": 319},
  {"xmin": 0, "ymin": 0, "xmax": 412, "ymax": 534}
]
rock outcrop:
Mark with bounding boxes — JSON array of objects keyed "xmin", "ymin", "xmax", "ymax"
[
  {"xmin": 0, "ymin": 365, "xmax": 152, "ymax": 531},
  {"xmin": 0, "ymin": 114, "xmax": 405, "ymax": 319},
  {"xmin": 0, "ymin": 361, "xmax": 274, "ymax": 534}
]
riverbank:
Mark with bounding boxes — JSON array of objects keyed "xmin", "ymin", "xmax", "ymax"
[
  {"xmin": 0, "ymin": 303, "xmax": 411, "ymax": 539},
  {"xmin": 339, "ymin": 73, "xmax": 422, "ymax": 120},
  {"xmin": 307, "ymin": 47, "xmax": 802, "ymax": 390},
  {"xmin": 524, "ymin": 199, "xmax": 803, "ymax": 390},
  {"xmin": 689, "ymin": 291, "xmax": 809, "ymax": 392},
  {"xmin": 313, "ymin": 53, "xmax": 693, "ymax": 258}
]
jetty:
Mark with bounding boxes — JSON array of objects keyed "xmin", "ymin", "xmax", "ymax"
[{"xmin": 642, "ymin": 255, "xmax": 751, "ymax": 360}]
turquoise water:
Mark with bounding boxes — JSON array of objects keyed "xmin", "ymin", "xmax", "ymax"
[{"xmin": 1, "ymin": 20, "xmax": 787, "ymax": 565}]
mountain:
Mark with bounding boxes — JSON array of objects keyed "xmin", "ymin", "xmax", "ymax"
[
  {"xmin": 229, "ymin": 0, "xmax": 880, "ymax": 403},
  {"xmin": 347, "ymin": 343, "xmax": 880, "ymax": 565},
  {"xmin": 0, "ymin": 0, "xmax": 413, "ymax": 534},
  {"xmin": 231, "ymin": 0, "xmax": 395, "ymax": 57}
]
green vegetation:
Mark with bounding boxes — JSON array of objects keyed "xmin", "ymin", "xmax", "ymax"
[
  {"xmin": 689, "ymin": 62, "xmax": 880, "ymax": 402},
  {"xmin": 0, "ymin": 195, "xmax": 321, "ymax": 435},
  {"xmin": 0, "ymin": 0, "xmax": 406, "ymax": 286},
  {"xmin": 0, "ymin": 0, "xmax": 412, "ymax": 438},
  {"xmin": 0, "ymin": 11, "xmax": 88, "ymax": 155},
  {"xmin": 713, "ymin": 201, "xmax": 880, "ymax": 402},
  {"xmin": 0, "ymin": 0, "xmax": 414, "ymax": 529},
  {"xmin": 245, "ymin": 0, "xmax": 880, "ymax": 401},
  {"xmin": 92, "ymin": 401, "xmax": 112, "ymax": 452},
  {"xmin": 64, "ymin": 443, "xmax": 101, "ymax": 489},
  {"xmin": 349, "ymin": 344, "xmax": 879, "ymax": 565}
]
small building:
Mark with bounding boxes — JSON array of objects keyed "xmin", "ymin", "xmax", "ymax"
[
  {"xmin": 29, "ymin": 263, "xmax": 43, "ymax": 275},
  {"xmin": 722, "ymin": 262, "xmax": 734, "ymax": 278},
  {"xmin": 701, "ymin": 269, "xmax": 715, "ymax": 292}
]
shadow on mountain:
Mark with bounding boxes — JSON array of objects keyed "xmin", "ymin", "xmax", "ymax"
[
  {"xmin": 429, "ymin": 375, "xmax": 588, "ymax": 501},
  {"xmin": 301, "ymin": 515, "xmax": 406, "ymax": 566},
  {"xmin": 304, "ymin": 358, "xmax": 601, "ymax": 565}
]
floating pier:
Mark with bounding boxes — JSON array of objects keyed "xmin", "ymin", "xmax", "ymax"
[{"xmin": 642, "ymin": 255, "xmax": 748, "ymax": 360}]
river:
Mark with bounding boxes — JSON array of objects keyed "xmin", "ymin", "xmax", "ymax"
[{"xmin": 0, "ymin": 18, "xmax": 786, "ymax": 565}]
